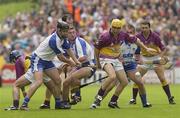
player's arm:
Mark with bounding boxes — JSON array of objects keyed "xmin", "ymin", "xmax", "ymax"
[
  {"xmin": 66, "ymin": 48, "xmax": 81, "ymax": 66},
  {"xmin": 134, "ymin": 47, "xmax": 169, "ymax": 65},
  {"xmin": 144, "ymin": 56, "xmax": 169, "ymax": 65},
  {"xmin": 49, "ymin": 38, "xmax": 80, "ymax": 67},
  {"xmin": 63, "ymin": 39, "xmax": 81, "ymax": 66},
  {"xmin": 57, "ymin": 53, "xmax": 76, "ymax": 67},
  {"xmin": 94, "ymin": 34, "xmax": 105, "ymax": 69},
  {"xmin": 94, "ymin": 47, "xmax": 101, "ymax": 69},
  {"xmin": 135, "ymin": 38, "xmax": 158, "ymax": 55},
  {"xmin": 78, "ymin": 56, "xmax": 87, "ymax": 62},
  {"xmin": 66, "ymin": 48, "xmax": 79, "ymax": 64}
]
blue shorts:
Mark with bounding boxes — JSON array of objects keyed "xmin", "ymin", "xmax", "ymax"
[
  {"xmin": 123, "ymin": 61, "xmax": 137, "ymax": 72},
  {"xmin": 30, "ymin": 53, "xmax": 55, "ymax": 72}
]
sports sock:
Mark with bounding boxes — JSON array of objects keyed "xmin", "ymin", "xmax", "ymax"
[
  {"xmin": 139, "ymin": 94, "xmax": 147, "ymax": 106},
  {"xmin": 97, "ymin": 87, "xmax": 105, "ymax": 97},
  {"xmin": 132, "ymin": 88, "xmax": 139, "ymax": 100},
  {"xmin": 22, "ymin": 97, "xmax": 30, "ymax": 106},
  {"xmin": 110, "ymin": 95, "xmax": 119, "ymax": 102},
  {"xmin": 55, "ymin": 98, "xmax": 61, "ymax": 107},
  {"xmin": 13, "ymin": 100, "xmax": 19, "ymax": 108},
  {"xmin": 162, "ymin": 84, "xmax": 171, "ymax": 99}
]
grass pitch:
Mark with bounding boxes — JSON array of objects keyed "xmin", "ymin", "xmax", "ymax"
[{"xmin": 0, "ymin": 84, "xmax": 179, "ymax": 118}]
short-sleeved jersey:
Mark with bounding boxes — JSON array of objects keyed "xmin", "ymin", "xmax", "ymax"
[
  {"xmin": 94, "ymin": 31, "xmax": 137, "ymax": 59},
  {"xmin": 34, "ymin": 32, "xmax": 70, "ymax": 61},
  {"xmin": 70, "ymin": 37, "xmax": 95, "ymax": 65},
  {"xmin": 120, "ymin": 40, "xmax": 140, "ymax": 63},
  {"xmin": 136, "ymin": 31, "xmax": 165, "ymax": 57}
]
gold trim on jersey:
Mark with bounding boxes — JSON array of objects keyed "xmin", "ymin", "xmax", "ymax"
[
  {"xmin": 24, "ymin": 56, "xmax": 31, "ymax": 72},
  {"xmin": 141, "ymin": 44, "xmax": 161, "ymax": 57},
  {"xmin": 100, "ymin": 44, "xmax": 121, "ymax": 58}
]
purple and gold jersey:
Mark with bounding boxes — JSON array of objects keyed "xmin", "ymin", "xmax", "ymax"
[
  {"xmin": 136, "ymin": 31, "xmax": 165, "ymax": 57},
  {"xmin": 15, "ymin": 55, "xmax": 31, "ymax": 79},
  {"xmin": 15, "ymin": 56, "xmax": 25, "ymax": 79},
  {"xmin": 94, "ymin": 31, "xmax": 137, "ymax": 59}
]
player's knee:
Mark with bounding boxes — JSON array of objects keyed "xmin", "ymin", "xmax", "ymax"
[
  {"xmin": 14, "ymin": 81, "xmax": 22, "ymax": 88},
  {"xmin": 108, "ymin": 74, "xmax": 116, "ymax": 81},
  {"xmin": 124, "ymin": 80, "xmax": 129, "ymax": 87},
  {"xmin": 121, "ymin": 79, "xmax": 128, "ymax": 87},
  {"xmin": 35, "ymin": 79, "xmax": 43, "ymax": 86}
]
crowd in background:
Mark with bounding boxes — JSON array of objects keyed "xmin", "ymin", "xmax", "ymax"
[{"xmin": 0, "ymin": 0, "xmax": 179, "ymax": 70}]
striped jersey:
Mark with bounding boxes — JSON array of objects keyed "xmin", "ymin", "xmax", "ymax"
[
  {"xmin": 70, "ymin": 37, "xmax": 95, "ymax": 65},
  {"xmin": 120, "ymin": 40, "xmax": 140, "ymax": 62},
  {"xmin": 34, "ymin": 32, "xmax": 70, "ymax": 61}
]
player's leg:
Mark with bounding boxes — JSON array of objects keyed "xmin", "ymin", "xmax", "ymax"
[
  {"xmin": 70, "ymin": 67, "xmax": 96, "ymax": 105},
  {"xmin": 20, "ymin": 87, "xmax": 27, "ymax": 97},
  {"xmin": 44, "ymin": 68, "xmax": 63, "ymax": 109},
  {"xmin": 129, "ymin": 66, "xmax": 147, "ymax": 104},
  {"xmin": 103, "ymin": 79, "xmax": 117, "ymax": 99},
  {"xmin": 5, "ymin": 75, "xmax": 31, "ymax": 110},
  {"xmin": 91, "ymin": 63, "xmax": 116, "ymax": 109},
  {"xmin": 108, "ymin": 69, "xmax": 128, "ymax": 108},
  {"xmin": 127, "ymin": 71, "xmax": 151, "ymax": 108},
  {"xmin": 60, "ymin": 65, "xmax": 81, "ymax": 105},
  {"xmin": 129, "ymin": 83, "xmax": 138, "ymax": 104},
  {"xmin": 70, "ymin": 87, "xmax": 81, "ymax": 105},
  {"xmin": 20, "ymin": 71, "xmax": 43, "ymax": 110},
  {"xmin": 39, "ymin": 88, "xmax": 52, "ymax": 109},
  {"xmin": 39, "ymin": 64, "xmax": 67, "ymax": 109},
  {"xmin": 62, "ymin": 67, "xmax": 93, "ymax": 109},
  {"xmin": 154, "ymin": 65, "xmax": 175, "ymax": 104},
  {"xmin": 42, "ymin": 76, "xmax": 65, "ymax": 109}
]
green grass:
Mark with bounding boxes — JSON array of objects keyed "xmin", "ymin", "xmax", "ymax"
[
  {"xmin": 0, "ymin": 84, "xmax": 180, "ymax": 118},
  {"xmin": 0, "ymin": 1, "xmax": 37, "ymax": 21}
]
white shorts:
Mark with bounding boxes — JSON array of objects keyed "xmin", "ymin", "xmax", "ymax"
[
  {"xmin": 52, "ymin": 57, "xmax": 64, "ymax": 68},
  {"xmin": 138, "ymin": 55, "xmax": 160, "ymax": 70},
  {"xmin": 100, "ymin": 58, "xmax": 124, "ymax": 71},
  {"xmin": 24, "ymin": 69, "xmax": 51, "ymax": 83}
]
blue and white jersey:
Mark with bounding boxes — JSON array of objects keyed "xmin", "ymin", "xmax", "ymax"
[
  {"xmin": 34, "ymin": 32, "xmax": 70, "ymax": 61},
  {"xmin": 120, "ymin": 40, "xmax": 140, "ymax": 63},
  {"xmin": 120, "ymin": 40, "xmax": 140, "ymax": 72},
  {"xmin": 71, "ymin": 37, "xmax": 95, "ymax": 65}
]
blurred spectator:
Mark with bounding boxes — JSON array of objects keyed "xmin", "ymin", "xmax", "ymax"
[
  {"xmin": 0, "ymin": 0, "xmax": 179, "ymax": 67},
  {"xmin": 166, "ymin": 40, "xmax": 178, "ymax": 62}
]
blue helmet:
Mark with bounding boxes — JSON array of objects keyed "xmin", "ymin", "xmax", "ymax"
[{"xmin": 9, "ymin": 50, "xmax": 22, "ymax": 62}]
